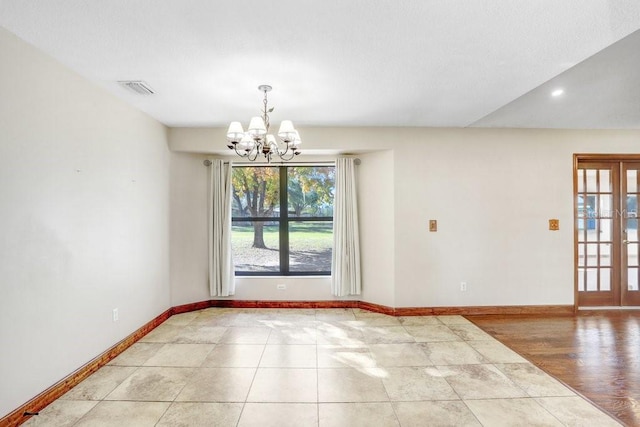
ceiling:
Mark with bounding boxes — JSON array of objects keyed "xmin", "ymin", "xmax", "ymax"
[{"xmin": 1, "ymin": 1, "xmax": 639, "ymax": 129}]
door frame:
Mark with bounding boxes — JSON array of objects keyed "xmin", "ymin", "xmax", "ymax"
[{"xmin": 573, "ymin": 154, "xmax": 640, "ymax": 310}]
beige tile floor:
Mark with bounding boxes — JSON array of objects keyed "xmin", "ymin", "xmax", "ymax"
[{"xmin": 24, "ymin": 308, "xmax": 622, "ymax": 426}]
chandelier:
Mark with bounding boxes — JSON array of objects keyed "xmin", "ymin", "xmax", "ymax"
[{"xmin": 226, "ymin": 85, "xmax": 301, "ymax": 162}]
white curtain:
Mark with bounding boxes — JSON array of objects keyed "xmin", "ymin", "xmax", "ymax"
[
  {"xmin": 208, "ymin": 159, "xmax": 235, "ymax": 297},
  {"xmin": 332, "ymin": 157, "xmax": 361, "ymax": 296}
]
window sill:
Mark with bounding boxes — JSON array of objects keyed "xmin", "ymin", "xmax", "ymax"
[{"xmin": 235, "ymin": 275, "xmax": 331, "ymax": 279}]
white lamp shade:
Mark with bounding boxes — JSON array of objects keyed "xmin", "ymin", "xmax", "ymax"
[
  {"xmin": 288, "ymin": 130, "xmax": 302, "ymax": 147},
  {"xmin": 227, "ymin": 121, "xmax": 244, "ymax": 142},
  {"xmin": 238, "ymin": 134, "xmax": 255, "ymax": 151},
  {"xmin": 277, "ymin": 120, "xmax": 296, "ymax": 141},
  {"xmin": 248, "ymin": 116, "xmax": 267, "ymax": 137},
  {"xmin": 266, "ymin": 134, "xmax": 278, "ymax": 147}
]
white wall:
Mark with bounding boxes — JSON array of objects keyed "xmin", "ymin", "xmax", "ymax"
[
  {"xmin": 169, "ymin": 127, "xmax": 640, "ymax": 308},
  {"xmin": 391, "ymin": 129, "xmax": 639, "ymax": 307},
  {"xmin": 0, "ymin": 27, "xmax": 170, "ymax": 417},
  {"xmin": 170, "ymin": 152, "xmax": 209, "ymax": 305},
  {"xmin": 392, "ymin": 130, "xmax": 572, "ymax": 307},
  {"xmin": 358, "ymin": 150, "xmax": 395, "ymax": 307}
]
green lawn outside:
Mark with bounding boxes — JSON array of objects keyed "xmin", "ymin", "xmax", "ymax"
[
  {"xmin": 232, "ymin": 222, "xmax": 333, "ymax": 272},
  {"xmin": 231, "ymin": 222, "xmax": 333, "ymax": 251}
]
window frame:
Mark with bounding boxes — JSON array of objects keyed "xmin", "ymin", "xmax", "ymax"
[{"xmin": 232, "ymin": 164, "xmax": 334, "ymax": 276}]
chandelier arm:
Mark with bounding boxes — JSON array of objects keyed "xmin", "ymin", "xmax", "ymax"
[
  {"xmin": 278, "ymin": 149, "xmax": 297, "ymax": 161},
  {"xmin": 277, "ymin": 143, "xmax": 298, "ymax": 161},
  {"xmin": 247, "ymin": 144, "xmax": 260, "ymax": 161},
  {"xmin": 277, "ymin": 142, "xmax": 291, "ymax": 156},
  {"xmin": 232, "ymin": 144, "xmax": 249, "ymax": 158}
]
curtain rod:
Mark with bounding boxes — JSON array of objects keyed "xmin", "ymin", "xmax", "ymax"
[{"xmin": 203, "ymin": 159, "xmax": 361, "ymax": 166}]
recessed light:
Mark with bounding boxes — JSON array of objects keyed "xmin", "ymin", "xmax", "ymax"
[{"xmin": 551, "ymin": 89, "xmax": 564, "ymax": 97}]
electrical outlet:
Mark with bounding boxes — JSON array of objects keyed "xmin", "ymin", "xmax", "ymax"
[
  {"xmin": 460, "ymin": 282, "xmax": 468, "ymax": 292},
  {"xmin": 549, "ymin": 219, "xmax": 559, "ymax": 231},
  {"xmin": 429, "ymin": 220, "xmax": 437, "ymax": 232},
  {"xmin": 277, "ymin": 284, "xmax": 286, "ymax": 291},
  {"xmin": 112, "ymin": 308, "xmax": 119, "ymax": 322}
]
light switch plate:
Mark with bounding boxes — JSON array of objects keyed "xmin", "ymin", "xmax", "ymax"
[{"xmin": 429, "ymin": 220, "xmax": 437, "ymax": 232}]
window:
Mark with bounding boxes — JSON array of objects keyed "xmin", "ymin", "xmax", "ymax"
[{"xmin": 231, "ymin": 165, "xmax": 335, "ymax": 275}]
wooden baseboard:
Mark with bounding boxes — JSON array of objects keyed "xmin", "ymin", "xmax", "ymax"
[
  {"xmin": 203, "ymin": 300, "xmax": 573, "ymax": 317},
  {"xmin": 208, "ymin": 299, "xmax": 360, "ymax": 309},
  {"xmin": 171, "ymin": 300, "xmax": 212, "ymax": 315},
  {"xmin": 396, "ymin": 305, "xmax": 575, "ymax": 316},
  {"xmin": 357, "ymin": 301, "xmax": 396, "ymax": 315},
  {"xmin": 1, "ymin": 309, "xmax": 171, "ymax": 427},
  {"xmin": 1, "ymin": 300, "xmax": 573, "ymax": 426}
]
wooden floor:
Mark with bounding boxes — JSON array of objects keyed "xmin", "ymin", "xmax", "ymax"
[{"xmin": 468, "ymin": 311, "xmax": 640, "ymax": 427}]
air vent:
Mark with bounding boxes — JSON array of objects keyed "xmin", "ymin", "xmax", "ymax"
[{"xmin": 118, "ymin": 80, "xmax": 155, "ymax": 95}]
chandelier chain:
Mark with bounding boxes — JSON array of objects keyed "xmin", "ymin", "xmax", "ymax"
[{"xmin": 262, "ymin": 89, "xmax": 270, "ymax": 132}]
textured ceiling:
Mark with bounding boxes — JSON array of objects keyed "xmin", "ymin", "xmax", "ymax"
[{"xmin": 1, "ymin": 0, "xmax": 639, "ymax": 129}]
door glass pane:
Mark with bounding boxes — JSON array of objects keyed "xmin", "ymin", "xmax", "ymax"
[
  {"xmin": 600, "ymin": 243, "xmax": 611, "ymax": 266},
  {"xmin": 628, "ymin": 170, "xmax": 638, "ymax": 193},
  {"xmin": 582, "ymin": 195, "xmax": 598, "ymax": 242},
  {"xmin": 627, "ymin": 195, "xmax": 638, "ymax": 221},
  {"xmin": 577, "ymin": 196, "xmax": 585, "ymax": 218},
  {"xmin": 629, "ymin": 268, "xmax": 639, "ymax": 291},
  {"xmin": 578, "ymin": 227, "xmax": 586, "ymax": 242},
  {"xmin": 584, "ymin": 195, "xmax": 597, "ymax": 216},
  {"xmin": 599, "ymin": 219, "xmax": 612, "ymax": 241},
  {"xmin": 586, "ymin": 244, "xmax": 598, "ymax": 266},
  {"xmin": 586, "ymin": 269, "xmax": 598, "ymax": 291},
  {"xmin": 599, "ymin": 169, "xmax": 611, "ymax": 192},
  {"xmin": 600, "ymin": 269, "xmax": 611, "ymax": 291},
  {"xmin": 599, "ymin": 195, "xmax": 613, "ymax": 218},
  {"xmin": 628, "ymin": 219, "xmax": 639, "ymax": 243},
  {"xmin": 578, "ymin": 244, "xmax": 585, "ymax": 266},
  {"xmin": 628, "ymin": 243, "xmax": 639, "ymax": 267},
  {"xmin": 586, "ymin": 170, "xmax": 597, "ymax": 192},
  {"xmin": 578, "ymin": 268, "xmax": 585, "ymax": 291},
  {"xmin": 577, "ymin": 169, "xmax": 584, "ymax": 192},
  {"xmin": 587, "ymin": 222, "xmax": 599, "ymax": 242}
]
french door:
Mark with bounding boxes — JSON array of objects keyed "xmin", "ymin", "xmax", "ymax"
[{"xmin": 575, "ymin": 157, "xmax": 640, "ymax": 307}]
